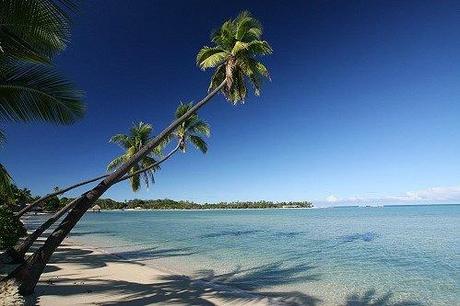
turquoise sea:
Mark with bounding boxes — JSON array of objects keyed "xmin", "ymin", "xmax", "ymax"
[{"xmin": 64, "ymin": 205, "xmax": 459, "ymax": 305}]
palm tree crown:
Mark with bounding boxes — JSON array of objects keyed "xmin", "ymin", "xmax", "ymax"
[
  {"xmin": 196, "ymin": 11, "xmax": 272, "ymax": 103},
  {"xmin": 170, "ymin": 102, "xmax": 211, "ymax": 153},
  {"xmin": 108, "ymin": 122, "xmax": 162, "ymax": 192}
]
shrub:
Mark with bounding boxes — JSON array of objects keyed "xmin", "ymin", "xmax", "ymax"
[
  {"xmin": 0, "ymin": 206, "xmax": 27, "ymax": 249},
  {"xmin": 42, "ymin": 196, "xmax": 60, "ymax": 212}
]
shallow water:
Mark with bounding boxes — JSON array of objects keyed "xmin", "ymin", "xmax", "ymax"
[{"xmin": 60, "ymin": 205, "xmax": 458, "ymax": 305}]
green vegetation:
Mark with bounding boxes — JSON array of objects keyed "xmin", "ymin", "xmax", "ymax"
[
  {"xmin": 0, "ymin": 206, "xmax": 26, "ymax": 249},
  {"xmin": 108, "ymin": 122, "xmax": 162, "ymax": 191},
  {"xmin": 93, "ymin": 198, "xmax": 313, "ymax": 210},
  {"xmin": 0, "ymin": 184, "xmax": 35, "ymax": 209},
  {"xmin": 42, "ymin": 196, "xmax": 61, "ymax": 212}
]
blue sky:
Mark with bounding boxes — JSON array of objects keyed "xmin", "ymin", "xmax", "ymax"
[{"xmin": 3, "ymin": 0, "xmax": 460, "ymax": 206}]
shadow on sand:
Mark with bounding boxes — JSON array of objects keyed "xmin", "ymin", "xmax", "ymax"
[
  {"xmin": 342, "ymin": 289, "xmax": 424, "ymax": 306},
  {"xmin": 29, "ymin": 244, "xmax": 427, "ymax": 306},
  {"xmin": 18, "ymin": 239, "xmax": 423, "ymax": 306},
  {"xmin": 31, "ymin": 245, "xmax": 322, "ymax": 305}
]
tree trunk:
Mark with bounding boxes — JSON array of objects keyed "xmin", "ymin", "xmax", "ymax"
[
  {"xmin": 6, "ymin": 80, "xmax": 226, "ymax": 295},
  {"xmin": 117, "ymin": 142, "xmax": 180, "ymax": 184},
  {"xmin": 1, "ymin": 199, "xmax": 79, "ymax": 265},
  {"xmin": 16, "ymin": 126, "xmax": 182, "ymax": 217},
  {"xmin": 1, "ymin": 142, "xmax": 181, "ymax": 266},
  {"xmin": 16, "ymin": 174, "xmax": 108, "ymax": 218}
]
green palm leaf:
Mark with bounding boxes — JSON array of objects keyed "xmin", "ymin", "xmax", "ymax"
[
  {"xmin": 0, "ymin": 0, "xmax": 75, "ymax": 63},
  {"xmin": 189, "ymin": 135, "xmax": 208, "ymax": 153},
  {"xmin": 0, "ymin": 163, "xmax": 13, "ymax": 194},
  {"xmin": 0, "ymin": 61, "xmax": 85, "ymax": 124}
]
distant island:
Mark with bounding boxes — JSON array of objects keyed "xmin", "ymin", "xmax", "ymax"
[{"xmin": 87, "ymin": 198, "xmax": 314, "ymax": 211}]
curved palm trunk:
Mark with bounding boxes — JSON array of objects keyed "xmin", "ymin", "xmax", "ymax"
[
  {"xmin": 117, "ymin": 142, "xmax": 180, "ymax": 184},
  {"xmin": 0, "ymin": 199, "xmax": 79, "ymax": 265},
  {"xmin": 1, "ymin": 142, "xmax": 181, "ymax": 266},
  {"xmin": 16, "ymin": 141, "xmax": 182, "ymax": 218},
  {"xmin": 6, "ymin": 81, "xmax": 225, "ymax": 295},
  {"xmin": 16, "ymin": 174, "xmax": 108, "ymax": 218}
]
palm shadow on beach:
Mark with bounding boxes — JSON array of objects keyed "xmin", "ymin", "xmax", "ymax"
[
  {"xmin": 31, "ymin": 245, "xmax": 426, "ymax": 306},
  {"xmin": 32, "ymin": 244, "xmax": 322, "ymax": 305},
  {"xmin": 342, "ymin": 289, "xmax": 424, "ymax": 306}
]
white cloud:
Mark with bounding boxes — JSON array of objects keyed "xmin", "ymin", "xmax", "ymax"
[
  {"xmin": 389, "ymin": 186, "xmax": 460, "ymax": 202},
  {"xmin": 317, "ymin": 185, "xmax": 460, "ymax": 207}
]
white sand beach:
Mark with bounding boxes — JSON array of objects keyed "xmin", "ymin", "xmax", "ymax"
[{"xmin": 29, "ymin": 239, "xmax": 296, "ymax": 306}]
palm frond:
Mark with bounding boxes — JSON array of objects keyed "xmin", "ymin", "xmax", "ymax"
[
  {"xmin": 231, "ymin": 41, "xmax": 249, "ymax": 56},
  {"xmin": 0, "ymin": 61, "xmax": 85, "ymax": 124},
  {"xmin": 235, "ymin": 11, "xmax": 263, "ymax": 41},
  {"xmin": 0, "ymin": 0, "xmax": 75, "ymax": 63},
  {"xmin": 196, "ymin": 47, "xmax": 227, "ymax": 70},
  {"xmin": 0, "ymin": 163, "xmax": 13, "ymax": 195},
  {"xmin": 107, "ymin": 155, "xmax": 126, "ymax": 172},
  {"xmin": 0, "ymin": 129, "xmax": 5, "ymax": 146},
  {"xmin": 211, "ymin": 20, "xmax": 236, "ymax": 50},
  {"xmin": 246, "ymin": 40, "xmax": 273, "ymax": 56},
  {"xmin": 208, "ymin": 64, "xmax": 226, "ymax": 93},
  {"xmin": 129, "ymin": 165, "xmax": 141, "ymax": 192},
  {"xmin": 109, "ymin": 134, "xmax": 131, "ymax": 149},
  {"xmin": 187, "ymin": 119, "xmax": 210, "ymax": 137},
  {"xmin": 130, "ymin": 122, "xmax": 152, "ymax": 141},
  {"xmin": 189, "ymin": 135, "xmax": 208, "ymax": 154},
  {"xmin": 175, "ymin": 102, "xmax": 192, "ymax": 119}
]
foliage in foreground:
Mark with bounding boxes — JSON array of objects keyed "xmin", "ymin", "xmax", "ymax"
[{"xmin": 0, "ymin": 205, "xmax": 26, "ymax": 249}]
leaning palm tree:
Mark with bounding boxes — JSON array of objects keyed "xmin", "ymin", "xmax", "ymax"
[
  {"xmin": 108, "ymin": 122, "xmax": 162, "ymax": 192},
  {"xmin": 6, "ymin": 11, "xmax": 272, "ymax": 295},
  {"xmin": 1, "ymin": 104, "xmax": 211, "ymax": 264}
]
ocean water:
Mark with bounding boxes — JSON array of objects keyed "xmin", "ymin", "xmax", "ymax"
[{"xmin": 66, "ymin": 205, "xmax": 459, "ymax": 305}]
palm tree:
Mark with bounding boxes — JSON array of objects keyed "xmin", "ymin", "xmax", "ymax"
[
  {"xmin": 108, "ymin": 122, "xmax": 162, "ymax": 192},
  {"xmin": 14, "ymin": 102, "xmax": 210, "ymax": 217},
  {"xmin": 1, "ymin": 105, "xmax": 211, "ymax": 264},
  {"xmin": 196, "ymin": 10, "xmax": 272, "ymax": 103},
  {"xmin": 7, "ymin": 11, "xmax": 272, "ymax": 295}
]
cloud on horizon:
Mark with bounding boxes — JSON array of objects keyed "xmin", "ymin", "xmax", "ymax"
[{"xmin": 317, "ymin": 185, "xmax": 460, "ymax": 207}]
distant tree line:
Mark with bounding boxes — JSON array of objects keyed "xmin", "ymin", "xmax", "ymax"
[
  {"xmin": 1, "ymin": 183, "xmax": 313, "ymax": 213},
  {"xmin": 93, "ymin": 198, "xmax": 313, "ymax": 210}
]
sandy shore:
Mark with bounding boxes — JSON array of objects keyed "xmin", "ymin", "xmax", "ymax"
[{"xmin": 28, "ymin": 239, "xmax": 288, "ymax": 306}]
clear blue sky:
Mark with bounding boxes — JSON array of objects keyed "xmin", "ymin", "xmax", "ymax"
[{"xmin": 3, "ymin": 0, "xmax": 460, "ymax": 206}]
